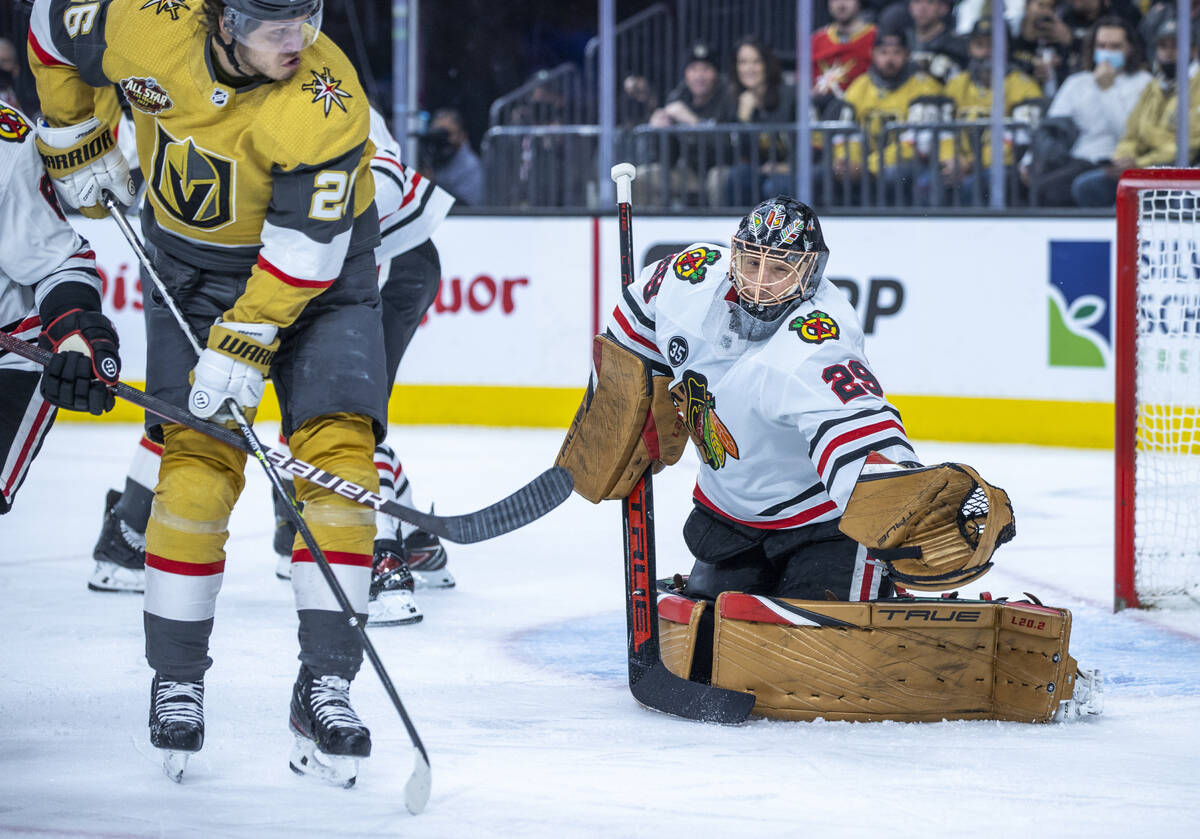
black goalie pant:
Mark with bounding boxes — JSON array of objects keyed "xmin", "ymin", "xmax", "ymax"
[
  {"xmin": 0, "ymin": 366, "xmax": 57, "ymax": 515},
  {"xmin": 681, "ymin": 502, "xmax": 891, "ymax": 602}
]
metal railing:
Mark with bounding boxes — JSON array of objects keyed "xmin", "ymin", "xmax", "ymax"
[
  {"xmin": 583, "ymin": 3, "xmax": 675, "ymax": 126},
  {"xmin": 481, "ymin": 125, "xmax": 600, "ymax": 208},
  {"xmin": 677, "ymin": 0, "xmax": 798, "ymax": 67},
  {"xmin": 487, "ymin": 63, "xmax": 589, "ymax": 127}
]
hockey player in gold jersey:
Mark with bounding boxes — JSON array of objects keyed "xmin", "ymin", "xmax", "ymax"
[{"xmin": 29, "ymin": 0, "xmax": 385, "ymax": 785}]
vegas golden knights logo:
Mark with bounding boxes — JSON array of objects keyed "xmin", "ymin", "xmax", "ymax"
[{"xmin": 150, "ymin": 123, "xmax": 234, "ymax": 230}]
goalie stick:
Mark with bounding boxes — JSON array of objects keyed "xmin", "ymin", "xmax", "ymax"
[
  {"xmin": 0, "ymin": 329, "xmax": 571, "ymax": 545},
  {"xmin": 611, "ymin": 163, "xmax": 755, "ymax": 725}
]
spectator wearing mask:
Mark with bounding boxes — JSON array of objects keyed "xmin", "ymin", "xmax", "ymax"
[
  {"xmin": 1021, "ymin": 16, "xmax": 1150, "ymax": 206},
  {"xmin": 813, "ymin": 0, "xmax": 878, "ymax": 105},
  {"xmin": 925, "ymin": 18, "xmax": 1044, "ymax": 204},
  {"xmin": 906, "ymin": 0, "xmax": 968, "ymax": 83},
  {"xmin": 427, "ymin": 108, "xmax": 484, "ymax": 206},
  {"xmin": 836, "ymin": 29, "xmax": 943, "ymax": 203},
  {"xmin": 1072, "ymin": 19, "xmax": 1200, "ymax": 206},
  {"xmin": 635, "ymin": 42, "xmax": 735, "ymax": 206},
  {"xmin": 1061, "ymin": 1, "xmax": 1144, "ymax": 76}
]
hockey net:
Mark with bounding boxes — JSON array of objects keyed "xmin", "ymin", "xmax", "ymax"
[{"xmin": 1115, "ymin": 169, "xmax": 1200, "ymax": 610}]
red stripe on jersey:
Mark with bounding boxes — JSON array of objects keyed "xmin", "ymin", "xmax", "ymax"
[
  {"xmin": 398, "ymin": 172, "xmax": 423, "ymax": 209},
  {"xmin": 658, "ymin": 594, "xmax": 697, "ymax": 624},
  {"xmin": 71, "ymin": 249, "xmax": 96, "ymax": 262},
  {"xmin": 27, "ymin": 30, "xmax": 68, "ymax": 67},
  {"xmin": 292, "ymin": 549, "xmax": 372, "ymax": 567},
  {"xmin": 612, "ymin": 307, "xmax": 659, "ymax": 354},
  {"xmin": 3, "ymin": 399, "xmax": 52, "ymax": 496},
  {"xmin": 256, "ymin": 255, "xmax": 333, "ymax": 289},
  {"xmin": 146, "ymin": 554, "xmax": 226, "ymax": 576},
  {"xmin": 857, "ymin": 561, "xmax": 875, "ymax": 601},
  {"xmin": 693, "ymin": 485, "xmax": 837, "ymax": 530},
  {"xmin": 372, "ymin": 153, "xmax": 404, "ymax": 170},
  {"xmin": 718, "ymin": 593, "xmax": 793, "ymax": 624},
  {"xmin": 139, "ymin": 436, "xmax": 164, "ymax": 457},
  {"xmin": 8, "ymin": 316, "xmax": 42, "ymax": 335},
  {"xmin": 814, "ymin": 419, "xmax": 906, "ymax": 477}
]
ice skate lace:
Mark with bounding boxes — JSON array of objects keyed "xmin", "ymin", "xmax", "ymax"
[
  {"xmin": 156, "ymin": 681, "xmax": 203, "ymax": 726},
  {"xmin": 310, "ymin": 677, "xmax": 365, "ymax": 731},
  {"xmin": 119, "ymin": 519, "xmax": 146, "ymax": 552}
]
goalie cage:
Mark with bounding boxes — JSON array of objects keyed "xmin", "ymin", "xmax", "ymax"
[{"xmin": 1115, "ymin": 168, "xmax": 1200, "ymax": 610}]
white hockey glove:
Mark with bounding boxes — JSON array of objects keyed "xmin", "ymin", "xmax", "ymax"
[
  {"xmin": 188, "ymin": 321, "xmax": 280, "ymax": 420},
  {"xmin": 35, "ymin": 117, "xmax": 136, "ymax": 220}
]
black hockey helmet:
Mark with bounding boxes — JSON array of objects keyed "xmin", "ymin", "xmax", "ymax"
[
  {"xmin": 222, "ymin": 0, "xmax": 323, "ymax": 51},
  {"xmin": 730, "ymin": 196, "xmax": 828, "ymax": 310}
]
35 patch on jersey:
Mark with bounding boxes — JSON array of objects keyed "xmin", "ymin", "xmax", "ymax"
[
  {"xmin": 150, "ymin": 123, "xmax": 234, "ymax": 230},
  {"xmin": 0, "ymin": 105, "xmax": 30, "ymax": 143},
  {"xmin": 790, "ymin": 310, "xmax": 839, "ymax": 344},
  {"xmin": 670, "ymin": 370, "xmax": 740, "ymax": 470},
  {"xmin": 673, "ymin": 247, "xmax": 720, "ymax": 284}
]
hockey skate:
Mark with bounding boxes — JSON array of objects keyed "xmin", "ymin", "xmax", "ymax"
[
  {"xmin": 289, "ymin": 666, "xmax": 371, "ymax": 788},
  {"xmin": 405, "ymin": 527, "xmax": 456, "ymax": 589},
  {"xmin": 273, "ymin": 484, "xmax": 297, "ymax": 580},
  {"xmin": 90, "ymin": 489, "xmax": 146, "ymax": 593},
  {"xmin": 1055, "ymin": 668, "xmax": 1105, "ymax": 721},
  {"xmin": 369, "ymin": 540, "xmax": 423, "ymax": 626},
  {"xmin": 149, "ymin": 675, "xmax": 204, "ymax": 783}
]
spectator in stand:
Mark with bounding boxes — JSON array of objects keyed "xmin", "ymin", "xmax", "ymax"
[
  {"xmin": 906, "ymin": 0, "xmax": 968, "ymax": 84},
  {"xmin": 714, "ymin": 38, "xmax": 797, "ymax": 205},
  {"xmin": 633, "ymin": 42, "xmax": 735, "ymax": 206},
  {"xmin": 835, "ymin": 29, "xmax": 943, "ymax": 204},
  {"xmin": 813, "ymin": 0, "xmax": 878, "ymax": 110},
  {"xmin": 1139, "ymin": 2, "xmax": 1200, "ymax": 58},
  {"xmin": 0, "ymin": 38, "xmax": 26, "ymax": 114},
  {"xmin": 1010, "ymin": 0, "xmax": 1074, "ymax": 97},
  {"xmin": 953, "ymin": 0, "xmax": 1027, "ymax": 38},
  {"xmin": 1021, "ymin": 16, "xmax": 1150, "ymax": 206},
  {"xmin": 924, "ymin": 18, "xmax": 1044, "ymax": 204},
  {"xmin": 427, "ymin": 107, "xmax": 485, "ymax": 206},
  {"xmin": 1073, "ymin": 18, "xmax": 1200, "ymax": 206},
  {"xmin": 1061, "ymin": 1, "xmax": 1144, "ymax": 76}
]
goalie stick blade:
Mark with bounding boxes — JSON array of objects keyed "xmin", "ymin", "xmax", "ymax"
[
  {"xmin": 405, "ymin": 748, "xmax": 432, "ymax": 815},
  {"xmin": 629, "ymin": 661, "xmax": 756, "ymax": 725},
  {"xmin": 0, "ymin": 331, "xmax": 571, "ymax": 545}
]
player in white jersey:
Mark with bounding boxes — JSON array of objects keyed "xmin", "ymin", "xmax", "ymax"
[
  {"xmin": 0, "ymin": 99, "xmax": 121, "ymax": 514},
  {"xmin": 604, "ymin": 196, "xmax": 917, "ymax": 602},
  {"xmin": 90, "ymin": 107, "xmax": 457, "ymax": 623}
]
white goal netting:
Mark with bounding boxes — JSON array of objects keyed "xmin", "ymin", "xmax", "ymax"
[{"xmin": 1133, "ymin": 186, "xmax": 1200, "ymax": 607}]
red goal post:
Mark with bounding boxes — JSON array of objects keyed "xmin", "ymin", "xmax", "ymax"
[{"xmin": 1114, "ymin": 168, "xmax": 1200, "ymax": 611}]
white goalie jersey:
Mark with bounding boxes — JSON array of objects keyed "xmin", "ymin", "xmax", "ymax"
[
  {"xmin": 0, "ymin": 100, "xmax": 101, "ymax": 367},
  {"xmin": 606, "ymin": 242, "xmax": 917, "ymax": 528}
]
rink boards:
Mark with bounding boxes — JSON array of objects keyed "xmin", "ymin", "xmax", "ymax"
[{"xmin": 66, "ymin": 213, "xmax": 1116, "ymax": 447}]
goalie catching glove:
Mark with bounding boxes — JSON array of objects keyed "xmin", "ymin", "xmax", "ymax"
[
  {"xmin": 837, "ymin": 453, "xmax": 1015, "ymax": 590},
  {"xmin": 556, "ymin": 335, "xmax": 688, "ymax": 502},
  {"xmin": 188, "ymin": 321, "xmax": 280, "ymax": 420}
]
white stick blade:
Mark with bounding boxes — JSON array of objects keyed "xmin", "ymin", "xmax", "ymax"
[{"xmin": 404, "ymin": 750, "xmax": 432, "ymax": 815}]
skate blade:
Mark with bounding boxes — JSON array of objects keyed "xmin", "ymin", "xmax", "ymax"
[
  {"xmin": 368, "ymin": 591, "xmax": 423, "ymax": 627},
  {"xmin": 412, "ymin": 569, "xmax": 456, "ymax": 589},
  {"xmin": 87, "ymin": 561, "xmax": 145, "ymax": 593},
  {"xmin": 289, "ymin": 735, "xmax": 360, "ymax": 788},
  {"xmin": 161, "ymin": 749, "xmax": 190, "ymax": 783}
]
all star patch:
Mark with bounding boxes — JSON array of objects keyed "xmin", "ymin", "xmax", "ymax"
[
  {"xmin": 302, "ymin": 67, "xmax": 353, "ymax": 116},
  {"xmin": 790, "ymin": 310, "xmax": 840, "ymax": 344},
  {"xmin": 0, "ymin": 105, "xmax": 30, "ymax": 143},
  {"xmin": 673, "ymin": 247, "xmax": 720, "ymax": 284},
  {"xmin": 667, "ymin": 336, "xmax": 689, "ymax": 366},
  {"xmin": 121, "ymin": 76, "xmax": 173, "ymax": 115}
]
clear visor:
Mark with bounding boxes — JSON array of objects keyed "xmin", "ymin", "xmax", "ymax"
[
  {"xmin": 730, "ymin": 238, "xmax": 822, "ymax": 308},
  {"xmin": 223, "ymin": 7, "xmax": 322, "ymax": 53}
]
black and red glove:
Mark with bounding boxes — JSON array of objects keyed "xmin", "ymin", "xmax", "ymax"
[{"xmin": 38, "ymin": 307, "xmax": 121, "ymax": 415}]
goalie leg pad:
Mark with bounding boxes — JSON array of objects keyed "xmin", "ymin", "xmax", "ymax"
[
  {"xmin": 710, "ymin": 594, "xmax": 1084, "ymax": 723},
  {"xmin": 556, "ymin": 336, "xmax": 686, "ymax": 503},
  {"xmin": 657, "ymin": 594, "xmax": 709, "ymax": 681}
]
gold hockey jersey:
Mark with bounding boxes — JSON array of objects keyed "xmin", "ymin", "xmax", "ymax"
[
  {"xmin": 939, "ymin": 69, "xmax": 1044, "ymax": 167},
  {"xmin": 28, "ymin": 0, "xmax": 377, "ymax": 329},
  {"xmin": 839, "ymin": 69, "xmax": 943, "ymax": 173}
]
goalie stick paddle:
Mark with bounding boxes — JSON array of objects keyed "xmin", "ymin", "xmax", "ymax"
[
  {"xmin": 0, "ymin": 330, "xmax": 571, "ymax": 545},
  {"xmin": 611, "ymin": 163, "xmax": 754, "ymax": 724}
]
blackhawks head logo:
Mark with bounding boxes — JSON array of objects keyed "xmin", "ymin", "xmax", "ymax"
[
  {"xmin": 670, "ymin": 371, "xmax": 740, "ymax": 470},
  {"xmin": 0, "ymin": 105, "xmax": 30, "ymax": 143},
  {"xmin": 790, "ymin": 310, "xmax": 839, "ymax": 344},
  {"xmin": 673, "ymin": 247, "xmax": 720, "ymax": 284}
]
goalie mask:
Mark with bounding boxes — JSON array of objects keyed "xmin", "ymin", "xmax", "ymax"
[
  {"xmin": 730, "ymin": 197, "xmax": 828, "ymax": 315},
  {"xmin": 222, "ymin": 0, "xmax": 323, "ymax": 52}
]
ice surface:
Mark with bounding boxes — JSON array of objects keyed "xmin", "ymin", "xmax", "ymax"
[{"xmin": 2, "ymin": 426, "xmax": 1198, "ymax": 838}]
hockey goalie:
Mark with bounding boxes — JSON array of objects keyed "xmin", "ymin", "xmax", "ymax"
[{"xmin": 557, "ymin": 196, "xmax": 1101, "ymax": 724}]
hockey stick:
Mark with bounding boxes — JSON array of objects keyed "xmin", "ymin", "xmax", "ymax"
[
  {"xmin": 102, "ymin": 196, "xmax": 431, "ymax": 813},
  {"xmin": 0, "ymin": 328, "xmax": 570, "ymax": 544},
  {"xmin": 610, "ymin": 164, "xmax": 755, "ymax": 724}
]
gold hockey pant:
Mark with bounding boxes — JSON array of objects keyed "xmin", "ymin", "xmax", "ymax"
[{"xmin": 142, "ymin": 413, "xmax": 378, "ymax": 681}]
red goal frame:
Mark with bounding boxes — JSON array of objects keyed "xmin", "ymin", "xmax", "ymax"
[{"xmin": 1114, "ymin": 168, "xmax": 1200, "ymax": 611}]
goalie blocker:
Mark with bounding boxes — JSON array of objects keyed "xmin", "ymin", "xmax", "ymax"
[{"xmin": 657, "ymin": 588, "xmax": 1103, "ymax": 723}]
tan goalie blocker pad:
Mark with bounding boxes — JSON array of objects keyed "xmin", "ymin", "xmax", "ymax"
[
  {"xmin": 710, "ymin": 594, "xmax": 1080, "ymax": 723},
  {"xmin": 556, "ymin": 335, "xmax": 687, "ymax": 502},
  {"xmin": 657, "ymin": 594, "xmax": 709, "ymax": 679},
  {"xmin": 838, "ymin": 460, "xmax": 1016, "ymax": 591}
]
